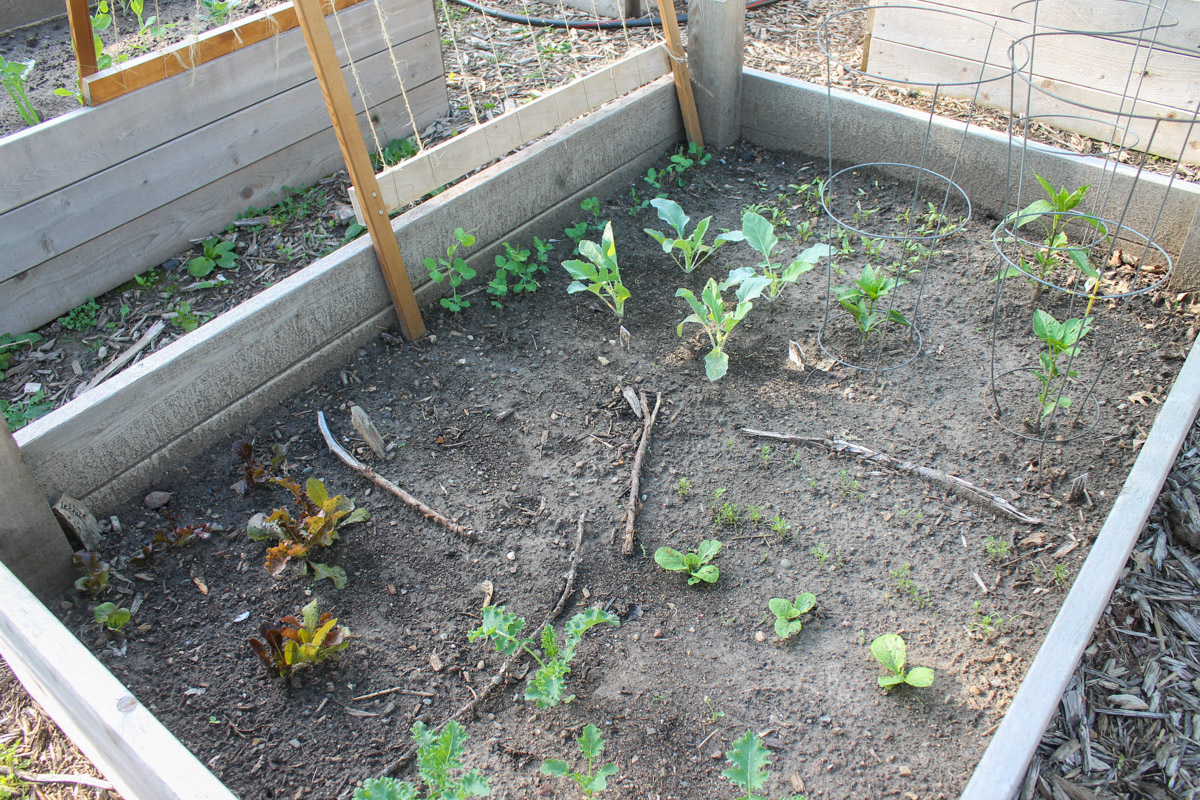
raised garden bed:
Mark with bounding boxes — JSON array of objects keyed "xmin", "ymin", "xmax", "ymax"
[{"xmin": 6, "ymin": 71, "xmax": 1200, "ymax": 799}]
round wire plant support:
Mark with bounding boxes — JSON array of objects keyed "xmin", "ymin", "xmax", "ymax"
[
  {"xmin": 817, "ymin": 314, "xmax": 924, "ymax": 374},
  {"xmin": 983, "ymin": 366, "xmax": 1101, "ymax": 444},
  {"xmin": 1009, "ymin": 0, "xmax": 1177, "ymax": 37}
]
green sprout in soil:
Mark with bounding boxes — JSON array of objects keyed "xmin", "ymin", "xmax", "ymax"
[
  {"xmin": 1031, "ymin": 309, "xmax": 1093, "ymax": 427},
  {"xmin": 425, "ymin": 228, "xmax": 477, "ymax": 314},
  {"xmin": 93, "ymin": 602, "xmax": 131, "ymax": 632},
  {"xmin": 983, "ymin": 536, "xmax": 1009, "ymax": 561},
  {"xmin": 676, "ymin": 267, "xmax": 771, "ymax": 382},
  {"xmin": 770, "ymin": 514, "xmax": 791, "ymax": 540},
  {"xmin": 769, "ymin": 592, "xmax": 817, "ymax": 641},
  {"xmin": 655, "ymin": 539, "xmax": 722, "ymax": 586},
  {"xmin": 888, "ymin": 564, "xmax": 929, "ymax": 609},
  {"xmin": 353, "ymin": 720, "xmax": 489, "ymax": 799},
  {"xmin": 58, "ymin": 297, "xmax": 100, "ymax": 332},
  {"xmin": 468, "ymin": 605, "xmax": 618, "ymax": 708},
  {"xmin": 0, "ymin": 332, "xmax": 41, "ymax": 381},
  {"xmin": 969, "ymin": 601, "xmax": 1005, "ymax": 642},
  {"xmin": 871, "ymin": 633, "xmax": 934, "ymax": 692},
  {"xmin": 541, "ymin": 723, "xmax": 618, "ymax": 799},
  {"xmin": 249, "ymin": 598, "xmax": 350, "ymax": 680},
  {"xmin": 564, "ymin": 221, "xmax": 629, "ymax": 321},
  {"xmin": 723, "ymin": 730, "xmax": 807, "ymax": 800},
  {"xmin": 187, "ymin": 237, "xmax": 238, "ymax": 278},
  {"xmin": 722, "ymin": 211, "xmax": 832, "ymax": 302},
  {"xmin": 757, "ymin": 445, "xmax": 773, "ymax": 465},
  {"xmin": 675, "ymin": 477, "xmax": 692, "ymax": 498},
  {"xmin": 72, "ymin": 550, "xmax": 110, "ymax": 597},
  {"xmin": 745, "ymin": 505, "xmax": 765, "ymax": 525}
]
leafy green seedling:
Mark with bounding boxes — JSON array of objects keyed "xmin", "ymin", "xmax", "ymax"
[
  {"xmin": 93, "ymin": 602, "xmax": 131, "ymax": 631},
  {"xmin": 370, "ymin": 136, "xmax": 419, "ymax": 171},
  {"xmin": 643, "ymin": 198, "xmax": 733, "ymax": 274},
  {"xmin": 715, "ymin": 501, "xmax": 740, "ymax": 527},
  {"xmin": 563, "ymin": 222, "xmax": 629, "ymax": 320},
  {"xmin": 188, "ymin": 237, "xmax": 237, "ymax": 277},
  {"xmin": 983, "ymin": 536, "xmax": 1009, "ymax": 560},
  {"xmin": 488, "ymin": 241, "xmax": 548, "ymax": 307},
  {"xmin": 745, "ymin": 505, "xmax": 764, "ymax": 524},
  {"xmin": 72, "ymin": 550, "xmax": 110, "ymax": 597},
  {"xmin": 0, "ymin": 332, "xmax": 42, "ymax": 380},
  {"xmin": 425, "ymin": 228, "xmax": 477, "ymax": 313},
  {"xmin": 676, "ymin": 267, "xmax": 771, "ymax": 381},
  {"xmin": 723, "ymin": 730, "xmax": 807, "ymax": 800},
  {"xmin": 58, "ymin": 298, "xmax": 100, "ymax": 331},
  {"xmin": 248, "ymin": 477, "xmax": 369, "ymax": 578},
  {"xmin": 770, "ymin": 514, "xmax": 791, "ymax": 539},
  {"xmin": 541, "ymin": 723, "xmax": 618, "ymax": 798},
  {"xmin": 871, "ymin": 633, "xmax": 934, "ymax": 691},
  {"xmin": 353, "ymin": 720, "xmax": 489, "ymax": 799},
  {"xmin": 654, "ymin": 539, "xmax": 722, "ymax": 585},
  {"xmin": 722, "ymin": 211, "xmax": 832, "ymax": 301},
  {"xmin": 768, "ymin": 593, "xmax": 817, "ymax": 640},
  {"xmin": 1, "ymin": 388, "xmax": 52, "ymax": 430},
  {"xmin": 581, "ymin": 196, "xmax": 602, "ymax": 230},
  {"xmin": 199, "ymin": 0, "xmax": 240, "ymax": 25},
  {"xmin": 0, "ymin": 56, "xmax": 39, "ymax": 127},
  {"xmin": 1031, "ymin": 309, "xmax": 1093, "ymax": 422},
  {"xmin": 468, "ymin": 605, "xmax": 619, "ymax": 708},
  {"xmin": 1001, "ymin": 174, "xmax": 1104, "ymax": 288},
  {"xmin": 832, "ymin": 264, "xmax": 910, "ymax": 344},
  {"xmin": 675, "ymin": 477, "xmax": 691, "ymax": 497},
  {"xmin": 249, "ymin": 598, "xmax": 350, "ymax": 680}
]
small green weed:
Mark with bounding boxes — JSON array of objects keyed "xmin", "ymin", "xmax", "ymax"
[
  {"xmin": 2, "ymin": 389, "xmax": 53, "ymax": 430},
  {"xmin": 58, "ymin": 297, "xmax": 100, "ymax": 331},
  {"xmin": 888, "ymin": 564, "xmax": 929, "ymax": 609},
  {"xmin": 757, "ymin": 445, "xmax": 772, "ymax": 464},
  {"xmin": 675, "ymin": 477, "xmax": 691, "ymax": 498},
  {"xmin": 744, "ymin": 505, "xmax": 764, "ymax": 525},
  {"xmin": 983, "ymin": 536, "xmax": 1009, "ymax": 561},
  {"xmin": 187, "ymin": 237, "xmax": 238, "ymax": 277},
  {"xmin": 716, "ymin": 501, "xmax": 740, "ymax": 527},
  {"xmin": 770, "ymin": 514, "xmax": 791, "ymax": 539},
  {"xmin": 969, "ymin": 601, "xmax": 1005, "ymax": 642},
  {"xmin": 0, "ymin": 332, "xmax": 41, "ymax": 380},
  {"xmin": 837, "ymin": 469, "xmax": 862, "ymax": 501},
  {"xmin": 369, "ymin": 136, "xmax": 419, "ymax": 171}
]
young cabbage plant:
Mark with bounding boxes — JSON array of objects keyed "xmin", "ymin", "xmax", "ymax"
[
  {"xmin": 676, "ymin": 267, "xmax": 771, "ymax": 381},
  {"xmin": 723, "ymin": 211, "xmax": 832, "ymax": 301},
  {"xmin": 563, "ymin": 222, "xmax": 630, "ymax": 320},
  {"xmin": 1031, "ymin": 309, "xmax": 1093, "ymax": 423},
  {"xmin": 541, "ymin": 724, "xmax": 619, "ymax": 799},
  {"xmin": 870, "ymin": 633, "xmax": 934, "ymax": 691},
  {"xmin": 654, "ymin": 539, "xmax": 722, "ymax": 585},
  {"xmin": 831, "ymin": 264, "xmax": 911, "ymax": 344},
  {"xmin": 643, "ymin": 198, "xmax": 734, "ymax": 274},
  {"xmin": 768, "ymin": 592, "xmax": 817, "ymax": 640}
]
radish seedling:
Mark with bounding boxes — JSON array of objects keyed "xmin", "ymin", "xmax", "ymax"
[
  {"xmin": 353, "ymin": 721, "xmax": 489, "ymax": 799},
  {"xmin": 541, "ymin": 724, "xmax": 618, "ymax": 798},
  {"xmin": 424, "ymin": 228, "xmax": 477, "ymax": 313},
  {"xmin": 564, "ymin": 222, "xmax": 629, "ymax": 320},
  {"xmin": 870, "ymin": 633, "xmax": 934, "ymax": 691},
  {"xmin": 655, "ymin": 539, "xmax": 722, "ymax": 585},
  {"xmin": 723, "ymin": 730, "xmax": 807, "ymax": 800},
  {"xmin": 768, "ymin": 592, "xmax": 817, "ymax": 640},
  {"xmin": 1031, "ymin": 309, "xmax": 1093, "ymax": 423},
  {"xmin": 676, "ymin": 267, "xmax": 771, "ymax": 381},
  {"xmin": 723, "ymin": 212, "xmax": 832, "ymax": 301},
  {"xmin": 832, "ymin": 264, "xmax": 911, "ymax": 344},
  {"xmin": 644, "ymin": 198, "xmax": 734, "ymax": 274}
]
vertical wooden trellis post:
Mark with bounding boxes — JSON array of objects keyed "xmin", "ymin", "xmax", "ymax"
[
  {"xmin": 687, "ymin": 0, "xmax": 746, "ymax": 150},
  {"xmin": 65, "ymin": 0, "xmax": 99, "ymax": 83},
  {"xmin": 292, "ymin": 0, "xmax": 426, "ymax": 341},
  {"xmin": 654, "ymin": 0, "xmax": 704, "ymax": 148}
]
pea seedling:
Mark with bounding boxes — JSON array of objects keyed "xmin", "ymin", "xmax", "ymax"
[
  {"xmin": 643, "ymin": 198, "xmax": 733, "ymax": 273},
  {"xmin": 870, "ymin": 633, "xmax": 934, "ymax": 691},
  {"xmin": 723, "ymin": 730, "xmax": 807, "ymax": 800},
  {"xmin": 655, "ymin": 539, "xmax": 722, "ymax": 585},
  {"xmin": 832, "ymin": 264, "xmax": 911, "ymax": 344},
  {"xmin": 563, "ymin": 222, "xmax": 630, "ymax": 320},
  {"xmin": 768, "ymin": 592, "xmax": 817, "ymax": 640},
  {"xmin": 676, "ymin": 267, "xmax": 771, "ymax": 381},
  {"xmin": 1031, "ymin": 309, "xmax": 1093, "ymax": 424},
  {"xmin": 541, "ymin": 724, "xmax": 618, "ymax": 799},
  {"xmin": 424, "ymin": 228, "xmax": 477, "ymax": 313}
]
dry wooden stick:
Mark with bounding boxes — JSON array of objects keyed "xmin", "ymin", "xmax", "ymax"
[
  {"xmin": 384, "ymin": 512, "xmax": 588, "ymax": 777},
  {"xmin": 741, "ymin": 427, "xmax": 1044, "ymax": 526},
  {"xmin": 622, "ymin": 391, "xmax": 663, "ymax": 556},
  {"xmin": 0, "ymin": 765, "xmax": 113, "ymax": 790},
  {"xmin": 317, "ymin": 411, "xmax": 472, "ymax": 536}
]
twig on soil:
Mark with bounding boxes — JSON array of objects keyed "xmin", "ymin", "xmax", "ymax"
[
  {"xmin": 740, "ymin": 427, "xmax": 1044, "ymax": 526},
  {"xmin": 79, "ymin": 319, "xmax": 166, "ymax": 394},
  {"xmin": 382, "ymin": 512, "xmax": 588, "ymax": 779},
  {"xmin": 0, "ymin": 764, "xmax": 113, "ymax": 790},
  {"xmin": 317, "ymin": 410, "xmax": 473, "ymax": 537},
  {"xmin": 622, "ymin": 390, "xmax": 662, "ymax": 556}
]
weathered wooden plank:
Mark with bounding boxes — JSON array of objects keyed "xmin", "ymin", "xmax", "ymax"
[
  {"xmin": 15, "ymin": 77, "xmax": 682, "ymax": 512},
  {"xmin": 0, "ymin": 81, "xmax": 446, "ymax": 334},
  {"xmin": 0, "ymin": 560, "xmax": 238, "ymax": 799},
  {"xmin": 0, "ymin": 0, "xmax": 429, "ymax": 214},
  {"xmin": 83, "ymin": 0, "xmax": 366, "ymax": 105},
  {"xmin": 0, "ymin": 32, "xmax": 441, "ymax": 282},
  {"xmin": 350, "ymin": 43, "xmax": 670, "ymax": 221}
]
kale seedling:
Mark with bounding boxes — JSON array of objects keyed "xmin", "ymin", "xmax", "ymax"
[
  {"xmin": 249, "ymin": 598, "xmax": 350, "ymax": 680},
  {"xmin": 0, "ymin": 56, "xmax": 39, "ymax": 127},
  {"xmin": 187, "ymin": 237, "xmax": 238, "ymax": 278},
  {"xmin": 248, "ymin": 477, "xmax": 369, "ymax": 579},
  {"xmin": 643, "ymin": 198, "xmax": 734, "ymax": 274},
  {"xmin": 768, "ymin": 592, "xmax": 817, "ymax": 640},
  {"xmin": 676, "ymin": 267, "xmax": 771, "ymax": 381},
  {"xmin": 832, "ymin": 264, "xmax": 911, "ymax": 344},
  {"xmin": 563, "ymin": 222, "xmax": 629, "ymax": 320},
  {"xmin": 722, "ymin": 211, "xmax": 832, "ymax": 301},
  {"xmin": 93, "ymin": 602, "xmax": 131, "ymax": 632},
  {"xmin": 353, "ymin": 720, "xmax": 489, "ymax": 799},
  {"xmin": 541, "ymin": 723, "xmax": 618, "ymax": 798},
  {"xmin": 870, "ymin": 633, "xmax": 934, "ymax": 691},
  {"xmin": 723, "ymin": 730, "xmax": 807, "ymax": 800},
  {"xmin": 1031, "ymin": 309, "xmax": 1093, "ymax": 423},
  {"xmin": 654, "ymin": 539, "xmax": 722, "ymax": 585},
  {"xmin": 72, "ymin": 550, "xmax": 110, "ymax": 597},
  {"xmin": 424, "ymin": 228, "xmax": 477, "ymax": 313},
  {"xmin": 468, "ymin": 605, "xmax": 619, "ymax": 708}
]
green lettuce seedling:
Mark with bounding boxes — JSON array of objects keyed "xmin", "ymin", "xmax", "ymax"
[
  {"xmin": 541, "ymin": 723, "xmax": 618, "ymax": 798},
  {"xmin": 643, "ymin": 198, "xmax": 734, "ymax": 274},
  {"xmin": 1031, "ymin": 309, "xmax": 1093, "ymax": 421},
  {"xmin": 93, "ymin": 602, "xmax": 131, "ymax": 632},
  {"xmin": 563, "ymin": 222, "xmax": 629, "ymax": 320},
  {"xmin": 425, "ymin": 228, "xmax": 477, "ymax": 313},
  {"xmin": 72, "ymin": 550, "xmax": 110, "ymax": 597},
  {"xmin": 676, "ymin": 267, "xmax": 771, "ymax": 381},
  {"xmin": 723, "ymin": 730, "xmax": 807, "ymax": 800},
  {"xmin": 723, "ymin": 211, "xmax": 832, "ymax": 301},
  {"xmin": 832, "ymin": 264, "xmax": 911, "ymax": 344},
  {"xmin": 768, "ymin": 592, "xmax": 817, "ymax": 640},
  {"xmin": 871, "ymin": 633, "xmax": 934, "ymax": 691},
  {"xmin": 468, "ymin": 605, "xmax": 619, "ymax": 708},
  {"xmin": 353, "ymin": 720, "xmax": 489, "ymax": 799},
  {"xmin": 249, "ymin": 599, "xmax": 350, "ymax": 680},
  {"xmin": 655, "ymin": 539, "xmax": 722, "ymax": 585}
]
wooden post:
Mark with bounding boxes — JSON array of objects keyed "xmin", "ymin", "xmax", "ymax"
[
  {"xmin": 654, "ymin": 0, "xmax": 703, "ymax": 148},
  {"xmin": 686, "ymin": 0, "xmax": 746, "ymax": 150},
  {"xmin": 65, "ymin": 0, "xmax": 99, "ymax": 81},
  {"xmin": 0, "ymin": 417, "xmax": 75, "ymax": 602},
  {"xmin": 292, "ymin": 0, "xmax": 426, "ymax": 341}
]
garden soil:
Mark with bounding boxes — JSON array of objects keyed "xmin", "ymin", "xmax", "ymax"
[{"xmin": 52, "ymin": 146, "xmax": 1192, "ymax": 800}]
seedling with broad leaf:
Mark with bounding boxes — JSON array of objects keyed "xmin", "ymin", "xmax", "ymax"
[
  {"xmin": 248, "ymin": 477, "xmax": 369, "ymax": 581},
  {"xmin": 654, "ymin": 539, "xmax": 722, "ymax": 585},
  {"xmin": 249, "ymin": 598, "xmax": 350, "ymax": 680},
  {"xmin": 643, "ymin": 198, "xmax": 734, "ymax": 274},
  {"xmin": 831, "ymin": 264, "xmax": 911, "ymax": 344},
  {"xmin": 93, "ymin": 602, "xmax": 131, "ymax": 631},
  {"xmin": 541, "ymin": 724, "xmax": 618, "ymax": 798},
  {"xmin": 723, "ymin": 212, "xmax": 833, "ymax": 301},
  {"xmin": 1031, "ymin": 309, "xmax": 1093, "ymax": 424},
  {"xmin": 723, "ymin": 730, "xmax": 807, "ymax": 800},
  {"xmin": 1000, "ymin": 174, "xmax": 1105, "ymax": 290},
  {"xmin": 468, "ymin": 605, "xmax": 619, "ymax": 708},
  {"xmin": 0, "ymin": 56, "xmax": 39, "ymax": 127},
  {"xmin": 187, "ymin": 237, "xmax": 238, "ymax": 277},
  {"xmin": 768, "ymin": 593, "xmax": 817, "ymax": 640},
  {"xmin": 425, "ymin": 228, "xmax": 477, "ymax": 313},
  {"xmin": 352, "ymin": 721, "xmax": 489, "ymax": 799},
  {"xmin": 870, "ymin": 633, "xmax": 934, "ymax": 691},
  {"xmin": 676, "ymin": 267, "xmax": 771, "ymax": 381},
  {"xmin": 0, "ymin": 332, "xmax": 41, "ymax": 380},
  {"xmin": 563, "ymin": 222, "xmax": 629, "ymax": 320},
  {"xmin": 73, "ymin": 550, "xmax": 110, "ymax": 597}
]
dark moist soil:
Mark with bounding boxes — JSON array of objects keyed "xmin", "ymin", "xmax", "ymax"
[{"xmin": 53, "ymin": 144, "xmax": 1192, "ymax": 800}]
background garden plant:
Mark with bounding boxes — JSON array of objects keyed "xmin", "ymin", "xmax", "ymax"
[
  {"xmin": 676, "ymin": 267, "xmax": 770, "ymax": 381},
  {"xmin": 870, "ymin": 633, "xmax": 934, "ymax": 691},
  {"xmin": 541, "ymin": 723, "xmax": 618, "ymax": 798},
  {"xmin": 655, "ymin": 539, "xmax": 722, "ymax": 585},
  {"xmin": 0, "ymin": 56, "xmax": 39, "ymax": 126}
]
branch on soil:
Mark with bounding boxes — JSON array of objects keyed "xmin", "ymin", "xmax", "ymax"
[
  {"xmin": 740, "ymin": 427, "xmax": 1044, "ymax": 527},
  {"xmin": 381, "ymin": 512, "xmax": 588, "ymax": 781},
  {"xmin": 622, "ymin": 390, "xmax": 662, "ymax": 556},
  {"xmin": 316, "ymin": 410, "xmax": 473, "ymax": 537}
]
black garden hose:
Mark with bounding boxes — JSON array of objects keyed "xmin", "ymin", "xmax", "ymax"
[{"xmin": 444, "ymin": 0, "xmax": 789, "ymax": 29}]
